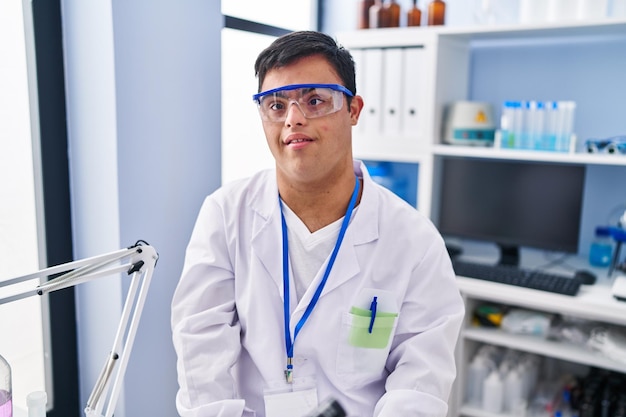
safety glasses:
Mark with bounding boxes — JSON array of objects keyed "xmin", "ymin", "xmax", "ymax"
[{"xmin": 252, "ymin": 83, "xmax": 354, "ymax": 122}]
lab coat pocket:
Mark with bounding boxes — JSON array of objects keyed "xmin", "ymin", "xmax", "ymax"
[
  {"xmin": 348, "ymin": 306, "xmax": 397, "ymax": 349},
  {"xmin": 336, "ymin": 309, "xmax": 398, "ymax": 385}
]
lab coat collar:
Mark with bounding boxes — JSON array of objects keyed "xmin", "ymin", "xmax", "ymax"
[{"xmin": 249, "ymin": 161, "xmax": 380, "ymax": 305}]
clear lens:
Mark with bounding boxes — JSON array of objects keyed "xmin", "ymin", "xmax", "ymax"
[{"xmin": 254, "ymin": 84, "xmax": 351, "ymax": 122}]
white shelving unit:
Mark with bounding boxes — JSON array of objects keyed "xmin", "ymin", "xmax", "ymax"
[
  {"xmin": 456, "ymin": 277, "xmax": 626, "ymax": 417},
  {"xmin": 338, "ymin": 19, "xmax": 626, "ymax": 417},
  {"xmin": 338, "ymin": 19, "xmax": 626, "ymax": 217}
]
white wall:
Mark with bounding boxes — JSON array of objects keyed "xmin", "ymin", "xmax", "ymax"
[{"xmin": 61, "ymin": 1, "xmax": 222, "ymax": 415}]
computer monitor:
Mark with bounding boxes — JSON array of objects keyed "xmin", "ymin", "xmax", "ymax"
[{"xmin": 436, "ymin": 157, "xmax": 586, "ymax": 266}]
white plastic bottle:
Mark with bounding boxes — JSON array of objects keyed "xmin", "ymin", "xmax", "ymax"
[
  {"xmin": 504, "ymin": 368, "xmax": 524, "ymax": 413},
  {"xmin": 27, "ymin": 391, "xmax": 47, "ymax": 417},
  {"xmin": 466, "ymin": 355, "xmax": 490, "ymax": 405},
  {"xmin": 482, "ymin": 370, "xmax": 504, "ymax": 413}
]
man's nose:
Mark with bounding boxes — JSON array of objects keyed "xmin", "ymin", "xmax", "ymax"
[{"xmin": 284, "ymin": 101, "xmax": 307, "ymax": 126}]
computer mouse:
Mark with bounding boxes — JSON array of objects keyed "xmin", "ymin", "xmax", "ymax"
[{"xmin": 575, "ymin": 269, "xmax": 597, "ymax": 285}]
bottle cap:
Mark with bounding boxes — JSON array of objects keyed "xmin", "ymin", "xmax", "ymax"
[
  {"xmin": 26, "ymin": 391, "xmax": 47, "ymax": 407},
  {"xmin": 595, "ymin": 226, "xmax": 611, "ymax": 237}
]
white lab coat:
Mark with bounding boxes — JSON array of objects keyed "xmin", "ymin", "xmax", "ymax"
[{"xmin": 171, "ymin": 160, "xmax": 465, "ymax": 417}]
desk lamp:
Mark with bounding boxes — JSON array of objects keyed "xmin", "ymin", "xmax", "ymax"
[{"xmin": 0, "ymin": 240, "xmax": 158, "ymax": 417}]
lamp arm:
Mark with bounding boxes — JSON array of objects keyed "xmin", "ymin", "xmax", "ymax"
[{"xmin": 0, "ymin": 241, "xmax": 158, "ymax": 417}]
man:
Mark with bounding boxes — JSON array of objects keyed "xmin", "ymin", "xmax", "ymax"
[{"xmin": 171, "ymin": 30, "xmax": 464, "ymax": 417}]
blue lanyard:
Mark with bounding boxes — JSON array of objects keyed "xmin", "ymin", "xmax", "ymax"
[{"xmin": 279, "ymin": 176, "xmax": 360, "ymax": 383}]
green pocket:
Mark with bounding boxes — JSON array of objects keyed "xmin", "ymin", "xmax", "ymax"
[{"xmin": 348, "ymin": 306, "xmax": 398, "ymax": 349}]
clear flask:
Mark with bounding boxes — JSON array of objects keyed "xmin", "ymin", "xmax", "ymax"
[{"xmin": 0, "ymin": 354, "xmax": 12, "ymax": 417}]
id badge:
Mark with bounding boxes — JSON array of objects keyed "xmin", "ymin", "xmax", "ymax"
[{"xmin": 264, "ymin": 388, "xmax": 318, "ymax": 417}]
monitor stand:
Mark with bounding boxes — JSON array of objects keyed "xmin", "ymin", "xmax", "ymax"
[{"xmin": 498, "ymin": 244, "xmax": 520, "ymax": 266}]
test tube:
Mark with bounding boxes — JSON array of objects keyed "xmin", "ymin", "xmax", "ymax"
[
  {"xmin": 544, "ymin": 101, "xmax": 558, "ymax": 151},
  {"xmin": 519, "ymin": 101, "xmax": 530, "ymax": 149},
  {"xmin": 512, "ymin": 101, "xmax": 524, "ymax": 149},
  {"xmin": 526, "ymin": 101, "xmax": 542, "ymax": 150},
  {"xmin": 554, "ymin": 101, "xmax": 576, "ymax": 152},
  {"xmin": 562, "ymin": 101, "xmax": 576, "ymax": 153},
  {"xmin": 534, "ymin": 101, "xmax": 545, "ymax": 150},
  {"xmin": 500, "ymin": 101, "xmax": 514, "ymax": 148}
]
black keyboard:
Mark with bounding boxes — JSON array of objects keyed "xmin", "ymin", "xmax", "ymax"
[{"xmin": 452, "ymin": 260, "xmax": 581, "ymax": 296}]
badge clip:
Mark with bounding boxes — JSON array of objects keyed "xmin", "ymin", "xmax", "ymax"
[{"xmin": 285, "ymin": 357, "xmax": 293, "ymax": 384}]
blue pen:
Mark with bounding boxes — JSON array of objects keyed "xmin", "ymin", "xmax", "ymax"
[{"xmin": 368, "ymin": 296, "xmax": 378, "ymax": 333}]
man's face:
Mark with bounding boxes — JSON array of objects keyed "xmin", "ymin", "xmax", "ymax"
[{"xmin": 259, "ymin": 55, "xmax": 363, "ymax": 187}]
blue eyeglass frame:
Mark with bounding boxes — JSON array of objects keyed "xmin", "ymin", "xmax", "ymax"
[{"xmin": 252, "ymin": 83, "xmax": 354, "ymax": 103}]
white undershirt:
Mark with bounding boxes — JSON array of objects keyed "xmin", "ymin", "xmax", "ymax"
[{"xmin": 280, "ymin": 202, "xmax": 346, "ymax": 302}]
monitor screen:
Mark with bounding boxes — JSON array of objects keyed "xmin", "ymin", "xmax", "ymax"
[{"xmin": 436, "ymin": 157, "xmax": 585, "ymax": 265}]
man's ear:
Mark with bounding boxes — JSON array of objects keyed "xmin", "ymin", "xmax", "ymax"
[{"xmin": 349, "ymin": 95, "xmax": 364, "ymax": 126}]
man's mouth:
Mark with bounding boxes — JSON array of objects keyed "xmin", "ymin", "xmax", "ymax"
[{"xmin": 285, "ymin": 135, "xmax": 313, "ymax": 145}]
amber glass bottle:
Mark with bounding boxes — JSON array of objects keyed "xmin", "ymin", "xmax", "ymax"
[
  {"xmin": 385, "ymin": 0, "xmax": 401, "ymax": 27},
  {"xmin": 369, "ymin": 0, "xmax": 391, "ymax": 28},
  {"xmin": 427, "ymin": 0, "xmax": 446, "ymax": 25},
  {"xmin": 407, "ymin": 0, "xmax": 422, "ymax": 26},
  {"xmin": 358, "ymin": 0, "xmax": 375, "ymax": 29}
]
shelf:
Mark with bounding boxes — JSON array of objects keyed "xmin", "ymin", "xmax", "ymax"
[
  {"xmin": 463, "ymin": 327, "xmax": 626, "ymax": 374},
  {"xmin": 432, "ymin": 144, "xmax": 626, "ymax": 166},
  {"xmin": 438, "ymin": 18, "xmax": 626, "ymax": 42},
  {"xmin": 457, "ymin": 276, "xmax": 626, "ymax": 326},
  {"xmin": 338, "ymin": 19, "xmax": 626, "ymax": 48}
]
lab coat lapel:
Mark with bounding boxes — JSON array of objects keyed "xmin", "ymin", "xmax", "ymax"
[{"xmin": 249, "ymin": 174, "xmax": 285, "ymax": 300}]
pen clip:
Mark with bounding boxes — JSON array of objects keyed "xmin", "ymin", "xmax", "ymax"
[{"xmin": 368, "ymin": 296, "xmax": 377, "ymax": 333}]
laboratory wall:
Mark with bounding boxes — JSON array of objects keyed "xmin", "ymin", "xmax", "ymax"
[{"xmin": 61, "ymin": 1, "xmax": 222, "ymax": 416}]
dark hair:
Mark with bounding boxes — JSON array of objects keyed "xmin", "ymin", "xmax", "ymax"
[{"xmin": 254, "ymin": 31, "xmax": 356, "ymax": 102}]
